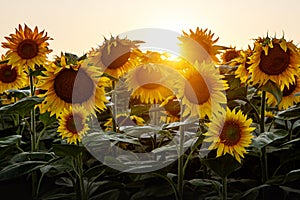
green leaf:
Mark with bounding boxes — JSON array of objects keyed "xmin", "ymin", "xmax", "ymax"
[
  {"xmin": 0, "ymin": 135, "xmax": 22, "ymax": 147},
  {"xmin": 188, "ymin": 178, "xmax": 222, "ymax": 188},
  {"xmin": 39, "ymin": 157, "xmax": 73, "ymax": 175},
  {"xmin": 84, "ymin": 165, "xmax": 107, "ymax": 180},
  {"xmin": 259, "ymin": 80, "xmax": 282, "ymax": 106},
  {"xmin": 202, "ymin": 154, "xmax": 241, "ymax": 178},
  {"xmin": 39, "ymin": 111, "xmax": 57, "ymax": 127},
  {"xmin": 5, "ymin": 89, "xmax": 30, "ymax": 99},
  {"xmin": 10, "ymin": 152, "xmax": 55, "ymax": 162},
  {"xmin": 226, "ymin": 87, "xmax": 247, "ymax": 101},
  {"xmin": 284, "ymin": 169, "xmax": 300, "ymax": 184},
  {"xmin": 52, "ymin": 144, "xmax": 85, "ymax": 157},
  {"xmin": 0, "ymin": 114, "xmax": 19, "ymax": 130},
  {"xmin": 130, "ymin": 181, "xmax": 174, "ymax": 200},
  {"xmin": 275, "ymin": 105, "xmax": 300, "ymax": 120},
  {"xmin": 0, "ymin": 96, "xmax": 44, "ymax": 117},
  {"xmin": 89, "ymin": 189, "xmax": 120, "ymax": 200},
  {"xmin": 232, "ymin": 184, "xmax": 269, "ymax": 200},
  {"xmin": 251, "ymin": 130, "xmax": 289, "ymax": 149},
  {"xmin": 224, "ymin": 74, "xmax": 241, "ymax": 89},
  {"xmin": 280, "ymin": 137, "xmax": 300, "ymax": 146},
  {"xmin": 83, "ymin": 131, "xmax": 141, "ymax": 146},
  {"xmin": 0, "ymin": 161, "xmax": 46, "ymax": 181}
]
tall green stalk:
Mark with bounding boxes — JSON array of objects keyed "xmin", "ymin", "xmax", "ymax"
[
  {"xmin": 260, "ymin": 91, "xmax": 268, "ymax": 182},
  {"xmin": 111, "ymin": 80, "xmax": 117, "ymax": 132},
  {"xmin": 29, "ymin": 70, "xmax": 38, "ymax": 199},
  {"xmin": 77, "ymin": 152, "xmax": 86, "ymax": 200},
  {"xmin": 222, "ymin": 176, "xmax": 227, "ymax": 200},
  {"xmin": 177, "ymin": 105, "xmax": 185, "ymax": 200},
  {"xmin": 72, "ymin": 152, "xmax": 87, "ymax": 200},
  {"xmin": 29, "ymin": 72, "xmax": 37, "ymax": 152}
]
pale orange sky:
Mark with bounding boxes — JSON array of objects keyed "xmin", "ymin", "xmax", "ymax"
[{"xmin": 0, "ymin": 0, "xmax": 299, "ymax": 60}]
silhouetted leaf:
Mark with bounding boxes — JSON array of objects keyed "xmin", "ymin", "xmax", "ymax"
[
  {"xmin": 202, "ymin": 154, "xmax": 241, "ymax": 178},
  {"xmin": 259, "ymin": 80, "xmax": 282, "ymax": 106},
  {"xmin": 0, "ymin": 161, "xmax": 46, "ymax": 181},
  {"xmin": 276, "ymin": 105, "xmax": 300, "ymax": 120},
  {"xmin": 0, "ymin": 96, "xmax": 44, "ymax": 117},
  {"xmin": 0, "ymin": 135, "xmax": 22, "ymax": 147},
  {"xmin": 251, "ymin": 130, "xmax": 289, "ymax": 149},
  {"xmin": 39, "ymin": 111, "xmax": 57, "ymax": 127},
  {"xmin": 10, "ymin": 152, "xmax": 55, "ymax": 162},
  {"xmin": 52, "ymin": 144, "xmax": 84, "ymax": 157}
]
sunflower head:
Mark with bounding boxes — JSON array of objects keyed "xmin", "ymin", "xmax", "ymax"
[
  {"xmin": 57, "ymin": 106, "xmax": 90, "ymax": 145},
  {"xmin": 0, "ymin": 55, "xmax": 28, "ymax": 94},
  {"xmin": 178, "ymin": 27, "xmax": 226, "ymax": 64},
  {"xmin": 125, "ymin": 51, "xmax": 176, "ymax": 104},
  {"xmin": 220, "ymin": 47, "xmax": 241, "ymax": 65},
  {"xmin": 249, "ymin": 35, "xmax": 300, "ymax": 88},
  {"xmin": 88, "ymin": 35, "xmax": 143, "ymax": 79},
  {"xmin": 159, "ymin": 96, "xmax": 181, "ymax": 123},
  {"xmin": 37, "ymin": 52, "xmax": 108, "ymax": 117},
  {"xmin": 177, "ymin": 60, "xmax": 228, "ymax": 119},
  {"xmin": 233, "ymin": 46, "xmax": 253, "ymax": 84},
  {"xmin": 204, "ymin": 107, "xmax": 255, "ymax": 163},
  {"xmin": 2, "ymin": 24, "xmax": 52, "ymax": 71}
]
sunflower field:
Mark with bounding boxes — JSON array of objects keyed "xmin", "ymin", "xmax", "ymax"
[{"xmin": 0, "ymin": 24, "xmax": 300, "ymax": 200}]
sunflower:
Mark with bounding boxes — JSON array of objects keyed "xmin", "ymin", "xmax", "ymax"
[
  {"xmin": 159, "ymin": 96, "xmax": 181, "ymax": 123},
  {"xmin": 220, "ymin": 47, "xmax": 241, "ymax": 65},
  {"xmin": 233, "ymin": 46, "xmax": 253, "ymax": 84},
  {"xmin": 57, "ymin": 106, "xmax": 90, "ymax": 145},
  {"xmin": 125, "ymin": 51, "xmax": 176, "ymax": 104},
  {"xmin": 37, "ymin": 53, "xmax": 109, "ymax": 117},
  {"xmin": 266, "ymin": 76, "xmax": 300, "ymax": 110},
  {"xmin": 88, "ymin": 35, "xmax": 143, "ymax": 79},
  {"xmin": 2, "ymin": 24, "xmax": 52, "ymax": 71},
  {"xmin": 249, "ymin": 36, "xmax": 300, "ymax": 88},
  {"xmin": 176, "ymin": 60, "xmax": 228, "ymax": 119},
  {"xmin": 103, "ymin": 113, "xmax": 145, "ymax": 131},
  {"xmin": 0, "ymin": 55, "xmax": 28, "ymax": 94},
  {"xmin": 178, "ymin": 27, "xmax": 226, "ymax": 64},
  {"xmin": 204, "ymin": 107, "xmax": 255, "ymax": 163}
]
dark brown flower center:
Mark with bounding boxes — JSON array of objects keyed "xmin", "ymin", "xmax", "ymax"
[
  {"xmin": 54, "ymin": 68, "xmax": 95, "ymax": 103},
  {"xmin": 184, "ymin": 72, "xmax": 210, "ymax": 105},
  {"xmin": 66, "ymin": 114, "xmax": 85, "ymax": 134},
  {"xmin": 283, "ymin": 80, "xmax": 297, "ymax": 96},
  {"xmin": 101, "ymin": 44, "xmax": 131, "ymax": 69},
  {"xmin": 17, "ymin": 39, "xmax": 39, "ymax": 59},
  {"xmin": 222, "ymin": 50, "xmax": 240, "ymax": 62},
  {"xmin": 163, "ymin": 98, "xmax": 181, "ymax": 116},
  {"xmin": 220, "ymin": 121, "xmax": 241, "ymax": 146},
  {"xmin": 259, "ymin": 43, "xmax": 290, "ymax": 75},
  {"xmin": 0, "ymin": 65, "xmax": 18, "ymax": 83}
]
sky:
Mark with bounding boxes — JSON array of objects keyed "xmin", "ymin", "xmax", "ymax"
[{"xmin": 0, "ymin": 0, "xmax": 299, "ymax": 60}]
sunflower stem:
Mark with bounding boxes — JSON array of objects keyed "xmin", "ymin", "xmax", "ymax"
[
  {"xmin": 73, "ymin": 152, "xmax": 86, "ymax": 200},
  {"xmin": 111, "ymin": 80, "xmax": 117, "ymax": 132},
  {"xmin": 78, "ymin": 152, "xmax": 86, "ymax": 200},
  {"xmin": 222, "ymin": 176, "xmax": 228, "ymax": 200},
  {"xmin": 29, "ymin": 69, "xmax": 38, "ymax": 199},
  {"xmin": 260, "ymin": 91, "xmax": 268, "ymax": 182},
  {"xmin": 29, "ymin": 71, "xmax": 37, "ymax": 151},
  {"xmin": 177, "ymin": 104, "xmax": 185, "ymax": 200}
]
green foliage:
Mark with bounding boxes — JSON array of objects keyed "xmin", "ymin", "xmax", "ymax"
[
  {"xmin": 0, "ymin": 96, "xmax": 44, "ymax": 117},
  {"xmin": 202, "ymin": 154, "xmax": 241, "ymax": 178}
]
